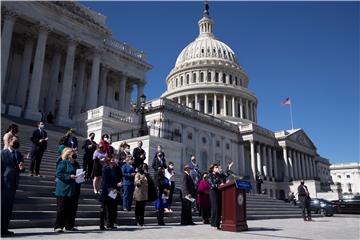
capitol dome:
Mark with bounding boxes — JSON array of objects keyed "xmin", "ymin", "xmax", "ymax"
[{"xmin": 162, "ymin": 2, "xmax": 258, "ymax": 124}]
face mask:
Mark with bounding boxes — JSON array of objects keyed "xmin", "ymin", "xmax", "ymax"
[
  {"xmin": 39, "ymin": 125, "xmax": 44, "ymax": 129},
  {"xmin": 125, "ymin": 148, "xmax": 130, "ymax": 152},
  {"xmin": 12, "ymin": 141, "xmax": 20, "ymax": 149},
  {"xmin": 71, "ymin": 153, "xmax": 77, "ymax": 159},
  {"xmin": 300, "ymin": 182, "xmax": 304, "ymax": 185},
  {"xmin": 128, "ymin": 160, "xmax": 134, "ymax": 165},
  {"xmin": 169, "ymin": 165, "xmax": 174, "ymax": 169}
]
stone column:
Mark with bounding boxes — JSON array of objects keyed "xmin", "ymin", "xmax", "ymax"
[
  {"xmin": 268, "ymin": 147, "xmax": 273, "ymax": 179},
  {"xmin": 24, "ymin": 24, "xmax": 50, "ymax": 121},
  {"xmin": 86, "ymin": 49, "xmax": 101, "ymax": 109},
  {"xmin": 250, "ymin": 141, "xmax": 256, "ymax": 180},
  {"xmin": 245, "ymin": 99, "xmax": 250, "ymax": 120},
  {"xmin": 124, "ymin": 82, "xmax": 134, "ymax": 112},
  {"xmin": 197, "ymin": 70, "xmax": 201, "ymax": 83},
  {"xmin": 306, "ymin": 155, "xmax": 312, "ymax": 178},
  {"xmin": 56, "ymin": 38, "xmax": 77, "ymax": 125},
  {"xmin": 288, "ymin": 149, "xmax": 294, "ymax": 179},
  {"xmin": 204, "ymin": 94, "xmax": 208, "ymax": 113},
  {"xmin": 195, "ymin": 94, "xmax": 198, "ymax": 110},
  {"xmin": 282, "ymin": 147, "xmax": 289, "ymax": 179},
  {"xmin": 239, "ymin": 143, "xmax": 246, "ymax": 176},
  {"xmin": 232, "ymin": 96, "xmax": 236, "ymax": 117},
  {"xmin": 45, "ymin": 48, "xmax": 62, "ymax": 114},
  {"xmin": 254, "ymin": 103, "xmax": 257, "ymax": 122},
  {"xmin": 186, "ymin": 95, "xmax": 189, "ymax": 107},
  {"xmin": 223, "ymin": 94, "xmax": 227, "ymax": 116},
  {"xmin": 312, "ymin": 157, "xmax": 318, "ymax": 178},
  {"xmin": 214, "ymin": 94, "xmax": 217, "ymax": 115},
  {"xmin": 219, "ymin": 71, "xmax": 223, "ymax": 83},
  {"xmin": 262, "ymin": 144, "xmax": 267, "ymax": 177},
  {"xmin": 292, "ymin": 150, "xmax": 298, "ymax": 179},
  {"xmin": 304, "ymin": 154, "xmax": 309, "ymax": 179},
  {"xmin": 300, "ymin": 153, "xmax": 306, "ymax": 179},
  {"xmin": 17, "ymin": 34, "xmax": 34, "ymax": 108},
  {"xmin": 240, "ymin": 98, "xmax": 244, "ymax": 118},
  {"xmin": 225, "ymin": 74, "xmax": 229, "ymax": 84},
  {"xmin": 211, "ymin": 70, "xmax": 215, "ymax": 82},
  {"xmin": 137, "ymin": 82, "xmax": 145, "ymax": 106},
  {"xmin": 73, "ymin": 57, "xmax": 86, "ymax": 115},
  {"xmin": 273, "ymin": 149, "xmax": 278, "ymax": 179},
  {"xmin": 178, "ymin": 97, "xmax": 181, "ymax": 104},
  {"xmin": 119, "ymin": 74, "xmax": 127, "ymax": 111},
  {"xmin": 1, "ymin": 10, "xmax": 17, "ymax": 96},
  {"xmin": 256, "ymin": 144, "xmax": 262, "ymax": 175},
  {"xmin": 98, "ymin": 66, "xmax": 109, "ymax": 107}
]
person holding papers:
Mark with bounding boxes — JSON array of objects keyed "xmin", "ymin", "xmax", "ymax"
[
  {"xmin": 181, "ymin": 164, "xmax": 196, "ymax": 225},
  {"xmin": 99, "ymin": 156, "xmax": 118, "ymax": 230},
  {"xmin": 54, "ymin": 148, "xmax": 81, "ymax": 232},
  {"xmin": 134, "ymin": 163, "xmax": 149, "ymax": 226}
]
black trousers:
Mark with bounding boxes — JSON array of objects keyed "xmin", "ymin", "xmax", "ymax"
[
  {"xmin": 301, "ymin": 199, "xmax": 312, "ymax": 219},
  {"xmin": 181, "ymin": 198, "xmax": 193, "ymax": 225},
  {"xmin": 168, "ymin": 182, "xmax": 175, "ymax": 208},
  {"xmin": 1, "ymin": 187, "xmax": 16, "ymax": 232},
  {"xmin": 100, "ymin": 197, "xmax": 117, "ymax": 228},
  {"xmin": 30, "ymin": 149, "xmax": 45, "ymax": 175},
  {"xmin": 156, "ymin": 209, "xmax": 165, "ymax": 225},
  {"xmin": 82, "ymin": 155, "xmax": 94, "ymax": 179},
  {"xmin": 135, "ymin": 201, "xmax": 146, "ymax": 225},
  {"xmin": 54, "ymin": 196, "xmax": 78, "ymax": 230},
  {"xmin": 200, "ymin": 205, "xmax": 211, "ymax": 223},
  {"xmin": 256, "ymin": 183, "xmax": 262, "ymax": 194},
  {"xmin": 210, "ymin": 189, "xmax": 222, "ymax": 227}
]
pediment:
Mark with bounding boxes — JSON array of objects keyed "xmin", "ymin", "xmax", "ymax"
[{"xmin": 287, "ymin": 129, "xmax": 316, "ymax": 150}]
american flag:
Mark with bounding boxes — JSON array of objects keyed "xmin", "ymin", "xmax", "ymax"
[{"xmin": 281, "ymin": 97, "xmax": 291, "ymax": 105}]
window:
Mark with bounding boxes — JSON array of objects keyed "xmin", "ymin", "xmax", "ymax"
[
  {"xmin": 229, "ymin": 75, "xmax": 233, "ymax": 84},
  {"xmin": 58, "ymin": 72, "xmax": 62, "ymax": 83},
  {"xmin": 202, "ymin": 137, "xmax": 207, "ymax": 144},
  {"xmin": 337, "ymin": 175, "xmax": 341, "ymax": 179},
  {"xmin": 114, "ymin": 92, "xmax": 119, "ymax": 101},
  {"xmin": 222, "ymin": 73, "xmax": 226, "ymax": 83},
  {"xmin": 175, "ymin": 78, "xmax": 178, "ymax": 87},
  {"xmin": 192, "ymin": 73, "xmax": 196, "ymax": 83},
  {"xmin": 186, "ymin": 74, "xmax": 190, "ymax": 84},
  {"xmin": 346, "ymin": 175, "xmax": 350, "ymax": 178},
  {"xmin": 200, "ymin": 72, "xmax": 204, "ymax": 82},
  {"xmin": 187, "ymin": 133, "xmax": 193, "ymax": 140},
  {"xmin": 235, "ymin": 77, "xmax": 238, "ymax": 85},
  {"xmin": 180, "ymin": 76, "xmax": 183, "ymax": 86},
  {"xmin": 226, "ymin": 143, "xmax": 230, "ymax": 150},
  {"xmin": 215, "ymin": 72, "xmax": 219, "ymax": 82},
  {"xmin": 207, "ymin": 72, "xmax": 211, "ymax": 82},
  {"xmin": 216, "ymin": 141, "xmax": 220, "ymax": 147}
]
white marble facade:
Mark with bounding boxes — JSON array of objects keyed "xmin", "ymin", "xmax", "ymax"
[{"xmin": 1, "ymin": 1, "xmax": 151, "ymax": 133}]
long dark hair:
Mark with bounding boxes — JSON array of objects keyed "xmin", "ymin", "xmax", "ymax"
[{"xmin": 6, "ymin": 124, "xmax": 18, "ymax": 134}]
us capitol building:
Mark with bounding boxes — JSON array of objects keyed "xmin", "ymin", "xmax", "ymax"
[{"xmin": 1, "ymin": 1, "xmax": 332, "ymax": 199}]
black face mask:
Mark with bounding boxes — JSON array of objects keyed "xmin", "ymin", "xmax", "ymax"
[
  {"xmin": 300, "ymin": 181, "xmax": 304, "ymax": 185},
  {"xmin": 71, "ymin": 153, "xmax": 78, "ymax": 160},
  {"xmin": 12, "ymin": 141, "xmax": 20, "ymax": 149}
]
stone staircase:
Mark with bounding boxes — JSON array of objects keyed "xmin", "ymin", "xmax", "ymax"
[{"xmin": 2, "ymin": 115, "xmax": 303, "ymax": 229}]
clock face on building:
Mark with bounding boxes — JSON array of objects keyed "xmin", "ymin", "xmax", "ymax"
[{"xmin": 237, "ymin": 193, "xmax": 244, "ymax": 207}]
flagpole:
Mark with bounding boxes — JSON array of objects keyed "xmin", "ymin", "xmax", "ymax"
[{"xmin": 289, "ymin": 99, "xmax": 294, "ymax": 130}]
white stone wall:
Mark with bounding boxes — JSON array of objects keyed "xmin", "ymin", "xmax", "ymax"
[{"xmin": 330, "ymin": 163, "xmax": 360, "ymax": 194}]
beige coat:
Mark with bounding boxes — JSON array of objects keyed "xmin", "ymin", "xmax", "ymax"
[{"xmin": 133, "ymin": 172, "xmax": 148, "ymax": 201}]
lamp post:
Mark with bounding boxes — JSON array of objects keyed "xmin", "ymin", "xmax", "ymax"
[{"xmin": 138, "ymin": 94, "xmax": 148, "ymax": 136}]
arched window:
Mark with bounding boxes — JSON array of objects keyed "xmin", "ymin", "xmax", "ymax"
[
  {"xmin": 207, "ymin": 72, "xmax": 211, "ymax": 82},
  {"xmin": 215, "ymin": 72, "xmax": 219, "ymax": 82},
  {"xmin": 200, "ymin": 72, "xmax": 204, "ymax": 82},
  {"xmin": 175, "ymin": 78, "xmax": 178, "ymax": 87},
  {"xmin": 229, "ymin": 75, "xmax": 233, "ymax": 85},
  {"xmin": 186, "ymin": 74, "xmax": 190, "ymax": 84},
  {"xmin": 222, "ymin": 73, "xmax": 226, "ymax": 83},
  {"xmin": 235, "ymin": 77, "xmax": 238, "ymax": 85},
  {"xmin": 192, "ymin": 73, "xmax": 196, "ymax": 83},
  {"xmin": 180, "ymin": 76, "xmax": 183, "ymax": 86}
]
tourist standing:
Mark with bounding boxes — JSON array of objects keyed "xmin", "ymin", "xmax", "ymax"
[
  {"xmin": 134, "ymin": 163, "xmax": 149, "ymax": 226},
  {"xmin": 152, "ymin": 151, "xmax": 166, "ymax": 183},
  {"xmin": 165, "ymin": 161, "xmax": 175, "ymax": 212},
  {"xmin": 197, "ymin": 172, "xmax": 211, "ymax": 224},
  {"xmin": 82, "ymin": 133, "xmax": 97, "ymax": 180},
  {"xmin": 207, "ymin": 164, "xmax": 223, "ymax": 229},
  {"xmin": 99, "ymin": 157, "xmax": 118, "ymax": 230},
  {"xmin": 122, "ymin": 156, "xmax": 136, "ymax": 211},
  {"xmin": 3, "ymin": 124, "xmax": 18, "ymax": 149},
  {"xmin": 54, "ymin": 148, "xmax": 80, "ymax": 232},
  {"xmin": 155, "ymin": 168, "xmax": 170, "ymax": 225},
  {"xmin": 181, "ymin": 164, "xmax": 196, "ymax": 225},
  {"xmin": 92, "ymin": 144, "xmax": 108, "ymax": 194},
  {"xmin": 1, "ymin": 137, "xmax": 24, "ymax": 237},
  {"xmin": 133, "ymin": 140, "xmax": 146, "ymax": 169},
  {"xmin": 29, "ymin": 122, "xmax": 48, "ymax": 177},
  {"xmin": 298, "ymin": 180, "xmax": 312, "ymax": 221},
  {"xmin": 256, "ymin": 171, "xmax": 263, "ymax": 194}
]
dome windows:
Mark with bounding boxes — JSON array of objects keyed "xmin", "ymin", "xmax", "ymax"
[
  {"xmin": 215, "ymin": 72, "xmax": 219, "ymax": 82},
  {"xmin": 200, "ymin": 72, "xmax": 204, "ymax": 82},
  {"xmin": 186, "ymin": 74, "xmax": 190, "ymax": 84},
  {"xmin": 207, "ymin": 72, "xmax": 211, "ymax": 82}
]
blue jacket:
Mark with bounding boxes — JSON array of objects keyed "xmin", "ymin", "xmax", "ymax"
[
  {"xmin": 1, "ymin": 149, "xmax": 23, "ymax": 190},
  {"xmin": 55, "ymin": 160, "xmax": 78, "ymax": 197},
  {"xmin": 100, "ymin": 165, "xmax": 117, "ymax": 202},
  {"xmin": 122, "ymin": 163, "xmax": 135, "ymax": 186}
]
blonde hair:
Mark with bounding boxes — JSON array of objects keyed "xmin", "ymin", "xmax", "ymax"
[{"xmin": 61, "ymin": 147, "xmax": 73, "ymax": 161}]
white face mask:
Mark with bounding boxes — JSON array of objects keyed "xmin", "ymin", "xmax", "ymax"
[{"xmin": 125, "ymin": 148, "xmax": 130, "ymax": 152}]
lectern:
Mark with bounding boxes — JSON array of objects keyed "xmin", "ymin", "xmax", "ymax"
[{"xmin": 219, "ymin": 179, "xmax": 251, "ymax": 232}]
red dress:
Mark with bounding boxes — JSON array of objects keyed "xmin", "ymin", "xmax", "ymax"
[{"xmin": 197, "ymin": 179, "xmax": 211, "ymax": 208}]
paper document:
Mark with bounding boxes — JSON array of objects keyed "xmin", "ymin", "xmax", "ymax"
[
  {"xmin": 185, "ymin": 195, "xmax": 196, "ymax": 202},
  {"xmin": 75, "ymin": 169, "xmax": 85, "ymax": 184},
  {"xmin": 108, "ymin": 190, "xmax": 117, "ymax": 199}
]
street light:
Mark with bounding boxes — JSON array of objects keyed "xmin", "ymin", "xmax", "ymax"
[{"xmin": 138, "ymin": 94, "xmax": 148, "ymax": 136}]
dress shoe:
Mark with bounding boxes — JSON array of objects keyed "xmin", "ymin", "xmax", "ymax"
[{"xmin": 54, "ymin": 228, "xmax": 64, "ymax": 233}]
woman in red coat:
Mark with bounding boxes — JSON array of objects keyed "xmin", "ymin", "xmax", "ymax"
[{"xmin": 197, "ymin": 172, "xmax": 211, "ymax": 224}]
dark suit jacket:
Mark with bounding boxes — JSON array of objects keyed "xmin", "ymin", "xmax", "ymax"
[
  {"xmin": 133, "ymin": 147, "xmax": 146, "ymax": 167},
  {"xmin": 152, "ymin": 156, "xmax": 166, "ymax": 171},
  {"xmin": 297, "ymin": 184, "xmax": 310, "ymax": 203},
  {"xmin": 82, "ymin": 139, "xmax": 97, "ymax": 159},
  {"xmin": 182, "ymin": 172, "xmax": 195, "ymax": 198},
  {"xmin": 1, "ymin": 149, "xmax": 23, "ymax": 190},
  {"xmin": 30, "ymin": 129, "xmax": 47, "ymax": 150}
]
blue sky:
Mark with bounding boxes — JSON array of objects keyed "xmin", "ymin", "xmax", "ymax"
[{"xmin": 82, "ymin": 1, "xmax": 359, "ymax": 164}]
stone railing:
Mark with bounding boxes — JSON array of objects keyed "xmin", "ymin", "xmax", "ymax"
[
  {"xmin": 76, "ymin": 105, "xmax": 137, "ymax": 124},
  {"xmin": 240, "ymin": 123, "xmax": 275, "ymax": 138},
  {"xmin": 150, "ymin": 98, "xmax": 239, "ymax": 132},
  {"xmin": 104, "ymin": 38, "xmax": 147, "ymax": 62}
]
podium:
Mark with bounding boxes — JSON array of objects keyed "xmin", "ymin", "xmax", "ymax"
[{"xmin": 219, "ymin": 179, "xmax": 251, "ymax": 232}]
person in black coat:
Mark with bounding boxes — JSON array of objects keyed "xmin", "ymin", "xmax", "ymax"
[
  {"xmin": 256, "ymin": 171, "xmax": 263, "ymax": 194},
  {"xmin": 82, "ymin": 133, "xmax": 97, "ymax": 180},
  {"xmin": 30, "ymin": 122, "xmax": 48, "ymax": 177},
  {"xmin": 181, "ymin": 164, "xmax": 196, "ymax": 225},
  {"xmin": 1, "ymin": 137, "xmax": 24, "ymax": 236},
  {"xmin": 297, "ymin": 179, "xmax": 312, "ymax": 221},
  {"xmin": 152, "ymin": 151, "xmax": 167, "ymax": 183},
  {"xmin": 132, "ymin": 141, "xmax": 146, "ymax": 169},
  {"xmin": 207, "ymin": 163, "xmax": 223, "ymax": 229}
]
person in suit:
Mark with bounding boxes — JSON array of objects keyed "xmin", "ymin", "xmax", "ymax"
[
  {"xmin": 117, "ymin": 141, "xmax": 130, "ymax": 167},
  {"xmin": 121, "ymin": 156, "xmax": 136, "ymax": 211},
  {"xmin": 188, "ymin": 156, "xmax": 201, "ymax": 186},
  {"xmin": 207, "ymin": 163, "xmax": 224, "ymax": 229},
  {"xmin": 82, "ymin": 133, "xmax": 97, "ymax": 180},
  {"xmin": 153, "ymin": 144, "xmax": 165, "ymax": 162},
  {"xmin": 1, "ymin": 137, "xmax": 24, "ymax": 237},
  {"xmin": 155, "ymin": 168, "xmax": 170, "ymax": 225},
  {"xmin": 164, "ymin": 162, "xmax": 175, "ymax": 212},
  {"xmin": 54, "ymin": 147, "xmax": 80, "ymax": 232},
  {"xmin": 256, "ymin": 171, "xmax": 263, "ymax": 194},
  {"xmin": 29, "ymin": 122, "xmax": 48, "ymax": 177},
  {"xmin": 181, "ymin": 164, "xmax": 196, "ymax": 225},
  {"xmin": 99, "ymin": 157, "xmax": 118, "ymax": 230},
  {"xmin": 133, "ymin": 141, "xmax": 146, "ymax": 170},
  {"xmin": 152, "ymin": 151, "xmax": 167, "ymax": 183},
  {"xmin": 3, "ymin": 124, "xmax": 18, "ymax": 150},
  {"xmin": 134, "ymin": 163, "xmax": 149, "ymax": 226},
  {"xmin": 298, "ymin": 179, "xmax": 312, "ymax": 221},
  {"xmin": 65, "ymin": 129, "xmax": 78, "ymax": 151}
]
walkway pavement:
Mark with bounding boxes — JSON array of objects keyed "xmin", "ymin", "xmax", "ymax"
[{"xmin": 9, "ymin": 215, "xmax": 360, "ymax": 240}]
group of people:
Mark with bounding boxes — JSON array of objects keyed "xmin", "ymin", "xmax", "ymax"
[{"xmin": 1, "ymin": 121, "xmax": 313, "ymax": 237}]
